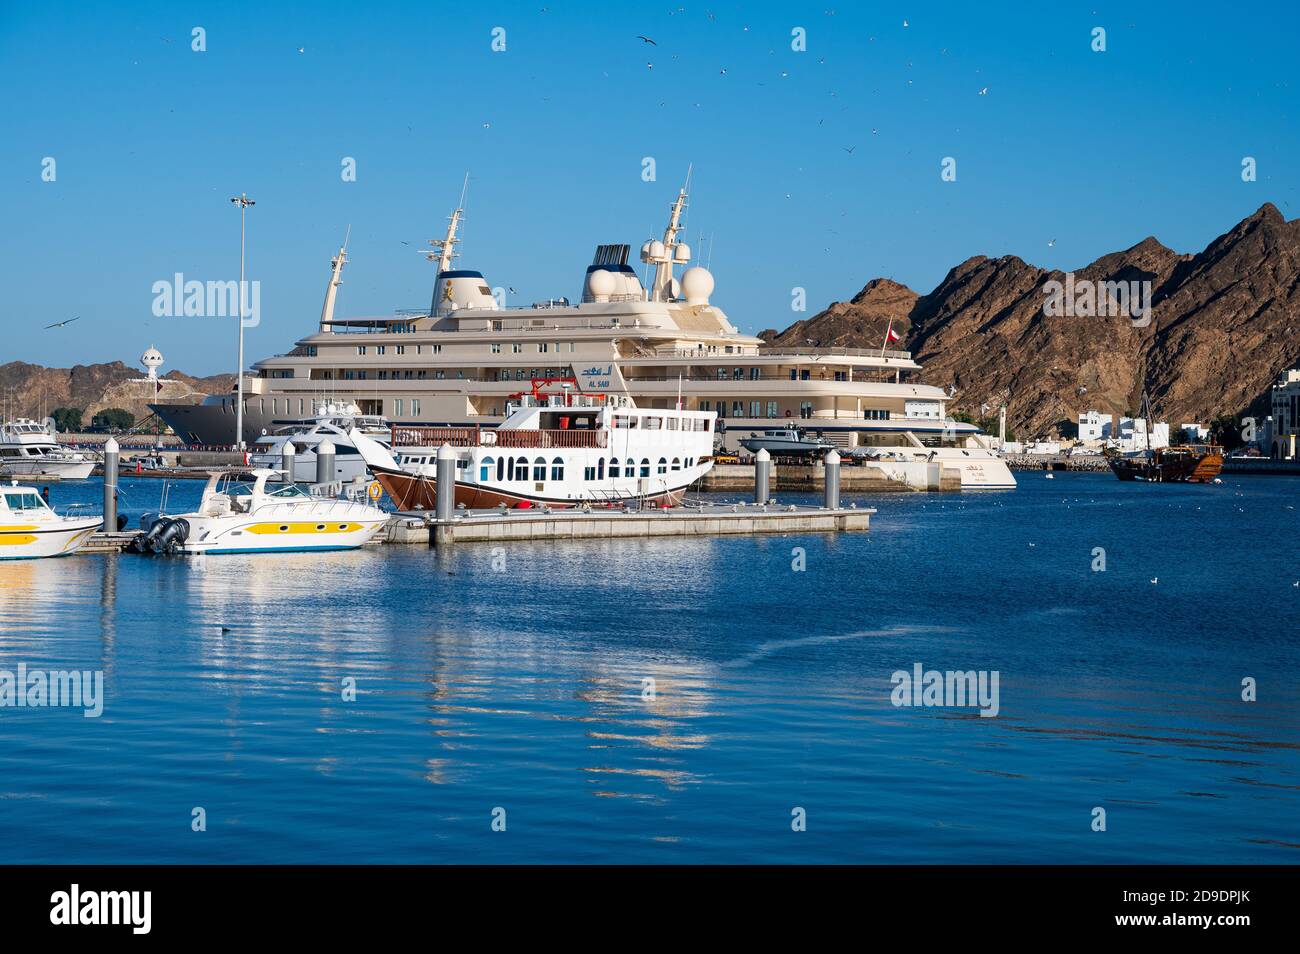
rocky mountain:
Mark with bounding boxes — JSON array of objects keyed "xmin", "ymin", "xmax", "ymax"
[
  {"xmin": 0, "ymin": 360, "xmax": 233, "ymax": 426},
  {"xmin": 761, "ymin": 203, "xmax": 1300, "ymax": 437}
]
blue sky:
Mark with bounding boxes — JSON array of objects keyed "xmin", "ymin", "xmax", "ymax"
[{"xmin": 2, "ymin": 1, "xmax": 1297, "ymax": 376}]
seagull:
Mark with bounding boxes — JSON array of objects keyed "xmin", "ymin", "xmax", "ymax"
[
  {"xmin": 44, "ymin": 316, "xmax": 80, "ymax": 329},
  {"xmin": 842, "ymin": 145, "xmax": 856, "ymax": 154},
  {"xmin": 297, "ymin": 46, "xmax": 305, "ymax": 54},
  {"xmin": 902, "ymin": 19, "xmax": 909, "ymax": 27},
  {"xmin": 1048, "ymin": 238, "xmax": 1056, "ymax": 247},
  {"xmin": 637, "ymin": 35, "xmax": 657, "ymax": 45},
  {"xmin": 978, "ymin": 87, "xmax": 989, "ymax": 95},
  {"xmin": 1150, "ymin": 577, "xmax": 1158, "ymax": 584}
]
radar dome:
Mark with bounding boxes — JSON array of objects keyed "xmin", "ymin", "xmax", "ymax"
[
  {"xmin": 586, "ymin": 268, "xmax": 617, "ymax": 301},
  {"xmin": 673, "ymin": 243, "xmax": 691, "ymax": 263},
  {"xmin": 680, "ymin": 266, "xmax": 714, "ymax": 305}
]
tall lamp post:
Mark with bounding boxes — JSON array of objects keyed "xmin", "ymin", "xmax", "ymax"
[{"xmin": 230, "ymin": 193, "xmax": 255, "ymax": 450}]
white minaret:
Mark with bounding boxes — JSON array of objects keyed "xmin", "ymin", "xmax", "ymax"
[
  {"xmin": 141, "ymin": 346, "xmax": 164, "ymax": 382},
  {"xmin": 319, "ymin": 227, "xmax": 350, "ymax": 332}
]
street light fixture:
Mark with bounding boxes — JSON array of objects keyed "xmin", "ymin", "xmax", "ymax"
[{"xmin": 230, "ymin": 193, "xmax": 255, "ymax": 451}]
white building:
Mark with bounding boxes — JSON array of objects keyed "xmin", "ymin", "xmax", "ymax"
[
  {"xmin": 1269, "ymin": 368, "xmax": 1300, "ymax": 459},
  {"xmin": 1076, "ymin": 409, "xmax": 1169, "ymax": 449},
  {"xmin": 1078, "ymin": 410, "xmax": 1112, "ymax": 441},
  {"xmin": 1180, "ymin": 423, "xmax": 1209, "ymax": 442}
]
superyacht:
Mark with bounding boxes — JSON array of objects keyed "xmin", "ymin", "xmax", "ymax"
[{"xmin": 152, "ymin": 180, "xmax": 1015, "ymax": 490}]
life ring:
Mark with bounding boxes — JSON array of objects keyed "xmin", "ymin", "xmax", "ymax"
[{"xmin": 367, "ymin": 481, "xmax": 383, "ymax": 501}]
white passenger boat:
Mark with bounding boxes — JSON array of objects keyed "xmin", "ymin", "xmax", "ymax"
[
  {"xmin": 130, "ymin": 469, "xmax": 390, "ymax": 555},
  {"xmin": 0, "ymin": 481, "xmax": 102, "ymax": 559},
  {"xmin": 351, "ymin": 392, "xmax": 715, "ymax": 510},
  {"xmin": 0, "ymin": 418, "xmax": 97, "ymax": 479},
  {"xmin": 248, "ymin": 400, "xmax": 392, "ymax": 482}
]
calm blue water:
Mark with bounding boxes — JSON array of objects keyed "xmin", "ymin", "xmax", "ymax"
[{"xmin": 1, "ymin": 473, "xmax": 1297, "ymax": 863}]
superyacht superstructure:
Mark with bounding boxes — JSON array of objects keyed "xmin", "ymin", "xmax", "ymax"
[{"xmin": 152, "ymin": 180, "xmax": 1015, "ymax": 489}]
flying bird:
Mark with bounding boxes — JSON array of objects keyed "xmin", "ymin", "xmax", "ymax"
[
  {"xmin": 637, "ymin": 35, "xmax": 657, "ymax": 45},
  {"xmin": 978, "ymin": 87, "xmax": 989, "ymax": 95},
  {"xmin": 44, "ymin": 316, "xmax": 80, "ymax": 329}
]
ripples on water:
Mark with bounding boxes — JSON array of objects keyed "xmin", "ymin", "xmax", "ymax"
[{"xmin": 0, "ymin": 473, "xmax": 1296, "ymax": 862}]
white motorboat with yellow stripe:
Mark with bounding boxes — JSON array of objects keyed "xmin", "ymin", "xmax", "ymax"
[
  {"xmin": 138, "ymin": 469, "xmax": 389, "ymax": 555},
  {"xmin": 0, "ymin": 481, "xmax": 102, "ymax": 559}
]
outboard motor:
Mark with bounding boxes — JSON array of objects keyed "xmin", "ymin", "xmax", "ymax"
[
  {"xmin": 127, "ymin": 517, "xmax": 170, "ymax": 554},
  {"xmin": 149, "ymin": 518, "xmax": 190, "ymax": 555}
]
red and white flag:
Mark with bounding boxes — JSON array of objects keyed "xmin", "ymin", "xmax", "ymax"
[{"xmin": 885, "ymin": 326, "xmax": 900, "ymax": 343}]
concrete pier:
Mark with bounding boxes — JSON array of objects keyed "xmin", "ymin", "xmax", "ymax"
[
  {"xmin": 80, "ymin": 502, "xmax": 874, "ymax": 553},
  {"xmin": 417, "ymin": 502, "xmax": 873, "ymax": 546}
]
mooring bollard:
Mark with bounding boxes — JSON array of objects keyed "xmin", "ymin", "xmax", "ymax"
[
  {"xmin": 281, "ymin": 441, "xmax": 297, "ymax": 482},
  {"xmin": 753, "ymin": 447, "xmax": 771, "ymax": 504},
  {"xmin": 102, "ymin": 437, "xmax": 119, "ymax": 532},
  {"xmin": 315, "ymin": 438, "xmax": 336, "ymax": 485},
  {"xmin": 434, "ymin": 443, "xmax": 456, "ymax": 546},
  {"xmin": 823, "ymin": 448, "xmax": 841, "ymax": 510}
]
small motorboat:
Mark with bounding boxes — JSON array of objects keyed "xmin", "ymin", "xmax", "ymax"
[
  {"xmin": 0, "ymin": 480, "xmax": 101, "ymax": 559},
  {"xmin": 739, "ymin": 428, "xmax": 836, "ymax": 457},
  {"xmin": 130, "ymin": 469, "xmax": 390, "ymax": 555}
]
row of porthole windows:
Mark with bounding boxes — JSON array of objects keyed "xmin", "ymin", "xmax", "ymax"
[{"xmin": 478, "ymin": 456, "xmax": 694, "ymax": 482}]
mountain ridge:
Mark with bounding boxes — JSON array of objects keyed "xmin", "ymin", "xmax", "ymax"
[{"xmin": 761, "ymin": 203, "xmax": 1300, "ymax": 436}]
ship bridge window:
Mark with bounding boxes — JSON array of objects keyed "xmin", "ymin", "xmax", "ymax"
[
  {"xmin": 516, "ymin": 456, "xmax": 530, "ymax": 481},
  {"xmin": 597, "ymin": 457, "xmax": 605, "ymax": 479},
  {"xmin": 533, "ymin": 457, "xmax": 547, "ymax": 482},
  {"xmin": 626, "ymin": 458, "xmax": 635, "ymax": 476},
  {"xmin": 644, "ymin": 417, "xmax": 662, "ymax": 430},
  {"xmin": 609, "ymin": 458, "xmax": 621, "ymax": 477},
  {"xmin": 496, "ymin": 457, "xmax": 505, "ymax": 481},
  {"xmin": 480, "ymin": 456, "xmax": 495, "ymax": 481},
  {"xmin": 666, "ymin": 417, "xmax": 679, "ymax": 431},
  {"xmin": 671, "ymin": 458, "xmax": 681, "ymax": 471},
  {"xmin": 640, "ymin": 459, "xmax": 651, "ymax": 477},
  {"xmin": 551, "ymin": 457, "xmax": 564, "ymax": 481},
  {"xmin": 657, "ymin": 458, "xmax": 668, "ymax": 475}
]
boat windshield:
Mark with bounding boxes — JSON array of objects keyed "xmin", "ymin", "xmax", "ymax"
[
  {"xmin": 266, "ymin": 484, "xmax": 312, "ymax": 499},
  {"xmin": 3, "ymin": 491, "xmax": 50, "ymax": 512}
]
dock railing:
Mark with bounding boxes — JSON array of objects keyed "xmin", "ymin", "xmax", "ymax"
[{"xmin": 392, "ymin": 426, "xmax": 608, "ymax": 449}]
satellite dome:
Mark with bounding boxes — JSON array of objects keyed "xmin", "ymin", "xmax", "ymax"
[
  {"xmin": 673, "ymin": 243, "xmax": 691, "ymax": 263},
  {"xmin": 586, "ymin": 268, "xmax": 617, "ymax": 301},
  {"xmin": 680, "ymin": 266, "xmax": 714, "ymax": 304},
  {"xmin": 648, "ymin": 240, "xmax": 666, "ymax": 261}
]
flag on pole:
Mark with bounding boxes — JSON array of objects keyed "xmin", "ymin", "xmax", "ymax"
[{"xmin": 880, "ymin": 318, "xmax": 900, "ymax": 356}]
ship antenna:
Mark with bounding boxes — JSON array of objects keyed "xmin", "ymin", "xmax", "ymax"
[
  {"xmin": 426, "ymin": 173, "xmax": 470, "ymax": 317},
  {"xmin": 319, "ymin": 226, "xmax": 351, "ymax": 332},
  {"xmin": 648, "ymin": 166, "xmax": 692, "ymax": 303}
]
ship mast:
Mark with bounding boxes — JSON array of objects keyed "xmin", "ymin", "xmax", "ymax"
[
  {"xmin": 426, "ymin": 173, "xmax": 470, "ymax": 316},
  {"xmin": 319, "ymin": 226, "xmax": 350, "ymax": 332},
  {"xmin": 647, "ymin": 166, "xmax": 691, "ymax": 303}
]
